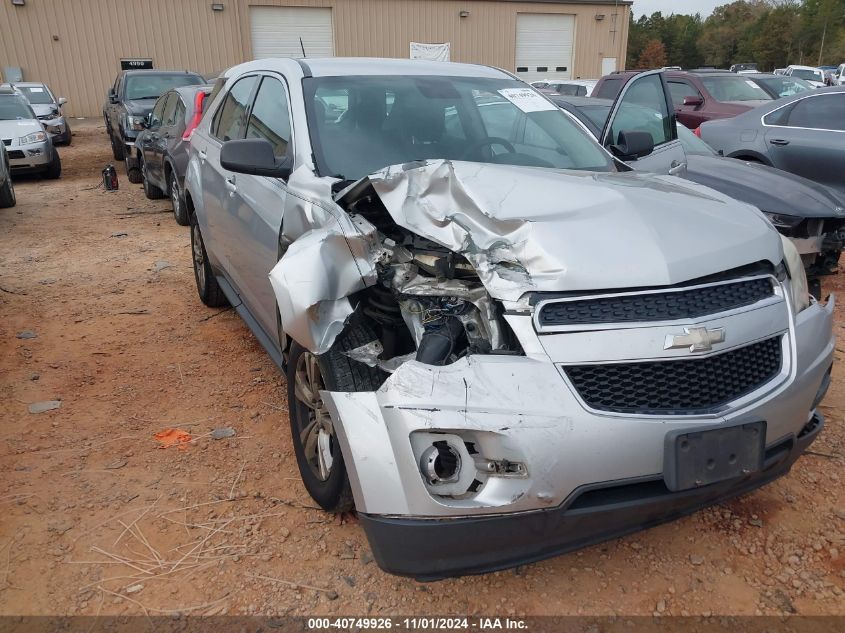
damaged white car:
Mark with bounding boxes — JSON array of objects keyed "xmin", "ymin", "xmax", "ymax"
[{"xmin": 184, "ymin": 58, "xmax": 834, "ymax": 579}]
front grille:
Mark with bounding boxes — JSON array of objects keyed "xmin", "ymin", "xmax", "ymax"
[
  {"xmin": 538, "ymin": 278, "xmax": 773, "ymax": 328},
  {"xmin": 1, "ymin": 139, "xmax": 10, "ymax": 146},
  {"xmin": 564, "ymin": 337, "xmax": 782, "ymax": 415},
  {"xmin": 8, "ymin": 150, "xmax": 24, "ymax": 159}
]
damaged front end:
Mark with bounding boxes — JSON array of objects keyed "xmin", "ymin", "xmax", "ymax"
[{"xmin": 268, "ymin": 159, "xmax": 834, "ymax": 579}]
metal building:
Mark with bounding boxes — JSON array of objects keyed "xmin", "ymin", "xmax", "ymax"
[{"xmin": 0, "ymin": 0, "xmax": 631, "ymax": 117}]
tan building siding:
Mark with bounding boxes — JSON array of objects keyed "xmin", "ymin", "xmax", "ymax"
[{"xmin": 0, "ymin": 0, "xmax": 629, "ymax": 117}]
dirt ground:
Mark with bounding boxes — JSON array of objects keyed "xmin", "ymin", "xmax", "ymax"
[{"xmin": 0, "ymin": 122, "xmax": 843, "ymax": 618}]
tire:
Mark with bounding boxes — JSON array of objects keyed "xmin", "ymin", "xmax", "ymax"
[
  {"xmin": 125, "ymin": 156, "xmax": 142, "ymax": 184},
  {"xmin": 169, "ymin": 171, "xmax": 189, "ymax": 226},
  {"xmin": 110, "ymin": 132, "xmax": 125, "ymax": 161},
  {"xmin": 286, "ymin": 324, "xmax": 386, "ymax": 513},
  {"xmin": 44, "ymin": 150, "xmax": 61, "ymax": 180},
  {"xmin": 141, "ymin": 159, "xmax": 164, "ymax": 199},
  {"xmin": 190, "ymin": 221, "xmax": 228, "ymax": 308},
  {"xmin": 0, "ymin": 177, "xmax": 15, "ymax": 208}
]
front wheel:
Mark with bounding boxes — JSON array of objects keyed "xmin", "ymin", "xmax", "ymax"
[
  {"xmin": 0, "ymin": 177, "xmax": 15, "ymax": 208},
  {"xmin": 110, "ymin": 133, "xmax": 125, "ymax": 161},
  {"xmin": 44, "ymin": 150, "xmax": 61, "ymax": 180},
  {"xmin": 286, "ymin": 324, "xmax": 386, "ymax": 513},
  {"xmin": 142, "ymin": 159, "xmax": 164, "ymax": 199}
]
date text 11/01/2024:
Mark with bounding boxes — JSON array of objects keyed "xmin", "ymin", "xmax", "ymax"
[{"xmin": 307, "ymin": 618, "xmax": 529, "ymax": 630}]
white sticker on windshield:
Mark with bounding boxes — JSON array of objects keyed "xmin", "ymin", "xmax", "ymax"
[
  {"xmin": 498, "ymin": 88, "xmax": 557, "ymax": 113},
  {"xmin": 745, "ymin": 80, "xmax": 759, "ymax": 88},
  {"xmin": 29, "ymin": 87, "xmax": 44, "ymax": 93}
]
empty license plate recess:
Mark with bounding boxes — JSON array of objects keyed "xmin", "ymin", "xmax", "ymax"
[{"xmin": 663, "ymin": 421, "xmax": 766, "ymax": 492}]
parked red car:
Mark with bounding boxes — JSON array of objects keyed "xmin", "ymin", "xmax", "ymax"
[{"xmin": 593, "ymin": 70, "xmax": 772, "ymax": 128}]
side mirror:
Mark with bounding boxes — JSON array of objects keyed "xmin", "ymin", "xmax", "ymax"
[
  {"xmin": 220, "ymin": 138, "xmax": 293, "ymax": 179},
  {"xmin": 682, "ymin": 95, "xmax": 704, "ymax": 107},
  {"xmin": 108, "ymin": 89, "xmax": 118, "ymax": 104},
  {"xmin": 57, "ymin": 97, "xmax": 67, "ymax": 106},
  {"xmin": 609, "ymin": 130, "xmax": 654, "ymax": 160}
]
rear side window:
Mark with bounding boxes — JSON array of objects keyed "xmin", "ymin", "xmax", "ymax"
[
  {"xmin": 787, "ymin": 94, "xmax": 845, "ymax": 131},
  {"xmin": 161, "ymin": 93, "xmax": 179, "ymax": 126},
  {"xmin": 211, "ymin": 76, "xmax": 259, "ymax": 142},
  {"xmin": 246, "ymin": 77, "xmax": 292, "ymax": 158},
  {"xmin": 667, "ymin": 81, "xmax": 701, "ymax": 107}
]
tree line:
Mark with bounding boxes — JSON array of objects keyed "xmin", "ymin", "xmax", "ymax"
[{"xmin": 627, "ymin": 0, "xmax": 845, "ymax": 70}]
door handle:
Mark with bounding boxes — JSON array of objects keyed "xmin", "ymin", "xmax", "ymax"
[
  {"xmin": 198, "ymin": 147, "xmax": 207, "ymax": 161},
  {"xmin": 668, "ymin": 161, "xmax": 686, "ymax": 176},
  {"xmin": 769, "ymin": 139, "xmax": 790, "ymax": 146},
  {"xmin": 225, "ymin": 176, "xmax": 237, "ymax": 192}
]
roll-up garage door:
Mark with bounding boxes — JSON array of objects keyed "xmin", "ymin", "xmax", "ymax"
[
  {"xmin": 250, "ymin": 6, "xmax": 334, "ymax": 59},
  {"xmin": 515, "ymin": 13, "xmax": 574, "ymax": 83}
]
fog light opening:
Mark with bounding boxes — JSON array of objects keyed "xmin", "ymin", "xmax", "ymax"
[{"xmin": 420, "ymin": 441, "xmax": 461, "ymax": 485}]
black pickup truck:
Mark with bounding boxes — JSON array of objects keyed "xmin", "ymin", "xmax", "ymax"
[{"xmin": 103, "ymin": 70, "xmax": 203, "ymax": 181}]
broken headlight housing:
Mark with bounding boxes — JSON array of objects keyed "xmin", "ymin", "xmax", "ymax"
[
  {"xmin": 778, "ymin": 235, "xmax": 810, "ymax": 314},
  {"xmin": 763, "ymin": 212, "xmax": 802, "ymax": 231}
]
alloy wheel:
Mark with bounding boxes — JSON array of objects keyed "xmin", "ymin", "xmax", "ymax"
[{"xmin": 293, "ymin": 352, "xmax": 334, "ymax": 481}]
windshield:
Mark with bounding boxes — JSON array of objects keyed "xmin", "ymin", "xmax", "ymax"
[
  {"xmin": 789, "ymin": 68, "xmax": 823, "ymax": 82},
  {"xmin": 304, "ymin": 75, "xmax": 614, "ymax": 181},
  {"xmin": 125, "ymin": 74, "xmax": 204, "ymax": 100},
  {"xmin": 18, "ymin": 85, "xmax": 54, "ymax": 104},
  {"xmin": 700, "ymin": 76, "xmax": 771, "ymax": 102},
  {"xmin": 755, "ymin": 76, "xmax": 814, "ymax": 98},
  {"xmin": 0, "ymin": 96, "xmax": 36, "ymax": 120}
]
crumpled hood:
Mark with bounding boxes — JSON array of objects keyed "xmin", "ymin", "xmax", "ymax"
[
  {"xmin": 0, "ymin": 119, "xmax": 44, "ymax": 143},
  {"xmin": 30, "ymin": 103, "xmax": 60, "ymax": 118},
  {"xmin": 367, "ymin": 160, "xmax": 781, "ymax": 302},
  {"xmin": 685, "ymin": 155, "xmax": 845, "ymax": 220}
]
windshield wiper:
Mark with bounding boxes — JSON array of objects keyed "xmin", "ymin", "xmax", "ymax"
[{"xmin": 130, "ymin": 95, "xmax": 161, "ymax": 100}]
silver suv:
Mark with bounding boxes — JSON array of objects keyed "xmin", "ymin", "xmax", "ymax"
[
  {"xmin": 0, "ymin": 85, "xmax": 61, "ymax": 179},
  {"xmin": 185, "ymin": 58, "xmax": 834, "ymax": 579}
]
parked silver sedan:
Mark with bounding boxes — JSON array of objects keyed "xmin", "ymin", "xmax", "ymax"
[
  {"xmin": 698, "ymin": 86, "xmax": 845, "ymax": 196},
  {"xmin": 9, "ymin": 82, "xmax": 72, "ymax": 145},
  {"xmin": 0, "ymin": 86, "xmax": 61, "ymax": 179}
]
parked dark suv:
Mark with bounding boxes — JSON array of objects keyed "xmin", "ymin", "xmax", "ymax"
[
  {"xmin": 594, "ymin": 70, "xmax": 772, "ymax": 129},
  {"xmin": 103, "ymin": 69, "xmax": 204, "ymax": 179}
]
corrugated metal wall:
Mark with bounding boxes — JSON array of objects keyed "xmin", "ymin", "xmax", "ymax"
[{"xmin": 0, "ymin": 0, "xmax": 629, "ymax": 117}]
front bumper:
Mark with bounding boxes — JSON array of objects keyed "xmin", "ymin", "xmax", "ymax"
[
  {"xmin": 361, "ymin": 412, "xmax": 823, "ymax": 580},
  {"xmin": 322, "ymin": 288, "xmax": 834, "ymax": 577},
  {"xmin": 44, "ymin": 120, "xmax": 70, "ymax": 144},
  {"xmin": 7, "ymin": 140, "xmax": 51, "ymax": 171}
]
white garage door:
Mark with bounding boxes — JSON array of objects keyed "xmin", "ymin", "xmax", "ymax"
[
  {"xmin": 250, "ymin": 6, "xmax": 334, "ymax": 59},
  {"xmin": 515, "ymin": 13, "xmax": 574, "ymax": 83}
]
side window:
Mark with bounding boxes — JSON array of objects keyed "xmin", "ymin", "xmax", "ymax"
[
  {"xmin": 161, "ymin": 93, "xmax": 179, "ymax": 127},
  {"xmin": 764, "ymin": 104, "xmax": 792, "ymax": 127},
  {"xmin": 595, "ymin": 77, "xmax": 624, "ymax": 100},
  {"xmin": 245, "ymin": 76, "xmax": 292, "ymax": 158},
  {"xmin": 609, "ymin": 74, "xmax": 672, "ymax": 147},
  {"xmin": 667, "ymin": 81, "xmax": 700, "ymax": 107},
  {"xmin": 173, "ymin": 98, "xmax": 187, "ymax": 131},
  {"xmin": 787, "ymin": 94, "xmax": 845, "ymax": 131},
  {"xmin": 211, "ymin": 76, "xmax": 259, "ymax": 142},
  {"xmin": 149, "ymin": 95, "xmax": 168, "ymax": 128}
]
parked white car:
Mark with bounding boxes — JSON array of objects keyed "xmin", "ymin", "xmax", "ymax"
[
  {"xmin": 784, "ymin": 65, "xmax": 826, "ymax": 88},
  {"xmin": 837, "ymin": 63, "xmax": 845, "ymax": 86},
  {"xmin": 531, "ymin": 79, "xmax": 597, "ymax": 97}
]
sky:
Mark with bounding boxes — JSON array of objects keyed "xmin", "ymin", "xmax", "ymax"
[{"xmin": 631, "ymin": 0, "xmax": 727, "ymax": 18}]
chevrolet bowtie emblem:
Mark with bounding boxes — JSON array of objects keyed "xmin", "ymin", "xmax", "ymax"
[{"xmin": 664, "ymin": 327, "xmax": 726, "ymax": 352}]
